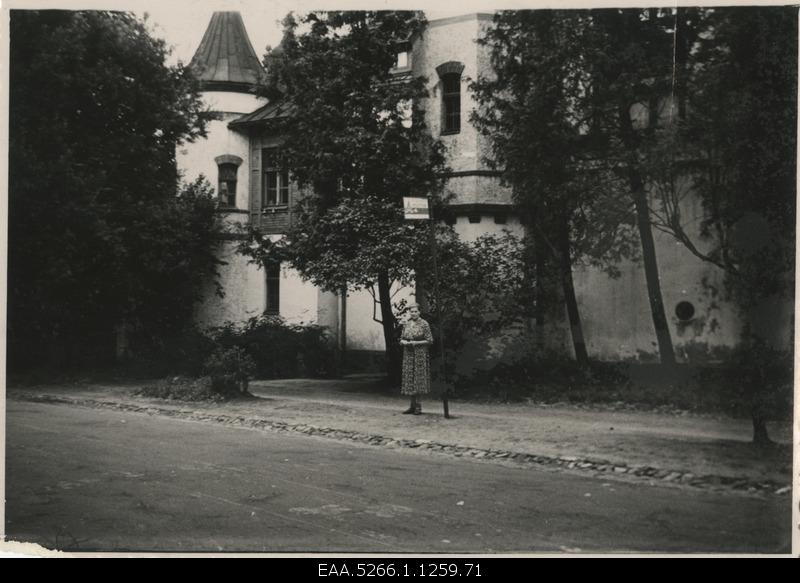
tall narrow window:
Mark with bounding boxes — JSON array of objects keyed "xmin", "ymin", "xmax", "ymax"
[
  {"xmin": 215, "ymin": 155, "xmax": 242, "ymax": 207},
  {"xmin": 436, "ymin": 62, "xmax": 464, "ymax": 136},
  {"xmin": 441, "ymin": 73, "xmax": 461, "ymax": 134},
  {"xmin": 265, "ymin": 263, "xmax": 280, "ymax": 315}
]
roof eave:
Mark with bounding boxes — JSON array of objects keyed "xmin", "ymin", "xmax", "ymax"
[{"xmin": 200, "ymin": 80, "xmax": 265, "ymax": 95}]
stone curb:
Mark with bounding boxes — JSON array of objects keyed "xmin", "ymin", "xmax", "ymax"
[{"xmin": 13, "ymin": 393, "xmax": 792, "ymax": 498}]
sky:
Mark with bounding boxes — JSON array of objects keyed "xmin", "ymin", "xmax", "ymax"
[
  {"xmin": 6, "ymin": 1, "xmax": 794, "ymax": 73},
  {"xmin": 10, "ymin": 0, "xmax": 795, "ymax": 68},
  {"xmin": 139, "ymin": 3, "xmax": 483, "ymax": 66},
  {"xmin": 140, "ymin": 2, "xmax": 291, "ymax": 66},
  {"xmin": 3, "ymin": 0, "xmax": 494, "ymax": 67}
]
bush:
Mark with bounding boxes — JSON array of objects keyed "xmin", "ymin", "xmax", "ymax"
[
  {"xmin": 204, "ymin": 345, "xmax": 256, "ymax": 395},
  {"xmin": 459, "ymin": 338, "xmax": 793, "ymax": 421},
  {"xmin": 467, "ymin": 350, "xmax": 631, "ymax": 403},
  {"xmin": 118, "ymin": 327, "xmax": 218, "ymax": 378},
  {"xmin": 210, "ymin": 315, "xmax": 338, "ymax": 379},
  {"xmin": 137, "ymin": 375, "xmax": 226, "ymax": 402},
  {"xmin": 722, "ymin": 337, "xmax": 793, "ymax": 421}
]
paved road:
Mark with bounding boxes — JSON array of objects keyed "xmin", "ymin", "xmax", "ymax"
[{"xmin": 5, "ymin": 401, "xmax": 791, "ymax": 553}]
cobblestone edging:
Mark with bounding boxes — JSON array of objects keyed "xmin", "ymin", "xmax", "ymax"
[{"xmin": 14, "ymin": 393, "xmax": 792, "ymax": 498}]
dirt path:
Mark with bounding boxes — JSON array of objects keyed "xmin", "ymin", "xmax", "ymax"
[{"xmin": 7, "ymin": 377, "xmax": 792, "ymax": 496}]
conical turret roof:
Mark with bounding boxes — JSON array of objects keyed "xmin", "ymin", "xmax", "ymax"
[{"xmin": 190, "ymin": 12, "xmax": 266, "ymax": 93}]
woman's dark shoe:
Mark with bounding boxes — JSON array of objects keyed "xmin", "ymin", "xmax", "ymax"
[{"xmin": 402, "ymin": 406, "xmax": 416, "ymax": 414}]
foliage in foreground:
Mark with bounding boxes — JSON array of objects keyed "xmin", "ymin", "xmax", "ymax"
[{"xmin": 8, "ymin": 11, "xmax": 217, "ymax": 370}]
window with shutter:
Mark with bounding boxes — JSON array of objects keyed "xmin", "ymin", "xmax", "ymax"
[{"xmin": 261, "ymin": 150, "xmax": 291, "ymax": 207}]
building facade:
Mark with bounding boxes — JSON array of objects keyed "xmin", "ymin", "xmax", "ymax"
[{"xmin": 177, "ymin": 11, "xmax": 791, "ymax": 371}]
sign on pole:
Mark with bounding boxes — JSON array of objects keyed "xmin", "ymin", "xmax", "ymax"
[{"xmin": 403, "ymin": 196, "xmax": 430, "ymax": 220}]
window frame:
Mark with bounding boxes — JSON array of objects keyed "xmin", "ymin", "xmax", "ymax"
[
  {"xmin": 441, "ymin": 73, "xmax": 461, "ymax": 135},
  {"xmin": 265, "ymin": 262, "xmax": 281, "ymax": 315},
  {"xmin": 261, "ymin": 149, "xmax": 291, "ymax": 209},
  {"xmin": 435, "ymin": 62, "xmax": 465, "ymax": 136},
  {"xmin": 217, "ymin": 162, "xmax": 238, "ymax": 208},
  {"xmin": 214, "ymin": 155, "xmax": 243, "ymax": 208},
  {"xmin": 391, "ymin": 40, "xmax": 412, "ymax": 72}
]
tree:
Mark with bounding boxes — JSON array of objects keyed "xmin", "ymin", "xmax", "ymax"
[
  {"xmin": 8, "ymin": 11, "xmax": 218, "ymax": 370},
  {"xmin": 413, "ymin": 230, "xmax": 530, "ymax": 366},
  {"xmin": 578, "ymin": 8, "xmax": 688, "ymax": 366},
  {"xmin": 471, "ymin": 10, "xmax": 637, "ymax": 365},
  {"xmin": 239, "ymin": 11, "xmax": 445, "ymax": 383},
  {"xmin": 673, "ymin": 7, "xmax": 795, "ymax": 309},
  {"xmin": 473, "ymin": 7, "xmax": 795, "ymax": 442},
  {"xmin": 647, "ymin": 7, "xmax": 796, "ymax": 444}
]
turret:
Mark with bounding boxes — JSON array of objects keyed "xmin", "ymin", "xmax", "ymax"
[{"xmin": 178, "ymin": 11, "xmax": 267, "ymax": 215}]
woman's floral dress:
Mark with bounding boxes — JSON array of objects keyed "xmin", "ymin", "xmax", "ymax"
[{"xmin": 400, "ymin": 317, "xmax": 433, "ymax": 396}]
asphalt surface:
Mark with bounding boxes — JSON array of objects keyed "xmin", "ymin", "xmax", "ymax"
[{"xmin": 5, "ymin": 401, "xmax": 792, "ymax": 554}]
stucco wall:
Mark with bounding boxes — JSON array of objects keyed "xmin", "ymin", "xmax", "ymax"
[
  {"xmin": 195, "ymin": 240, "xmax": 265, "ymax": 329},
  {"xmin": 279, "ymin": 266, "xmax": 319, "ymax": 324},
  {"xmin": 442, "ymin": 174, "xmax": 512, "ymax": 206},
  {"xmin": 452, "ymin": 215, "xmax": 524, "ymax": 243},
  {"xmin": 344, "ymin": 288, "xmax": 384, "ymax": 351},
  {"xmin": 571, "ymin": 186, "xmax": 781, "ymax": 362},
  {"xmin": 414, "ymin": 15, "xmax": 482, "ymax": 173},
  {"xmin": 176, "ymin": 91, "xmax": 266, "ymax": 210},
  {"xmin": 344, "ymin": 283, "xmax": 416, "ymax": 352},
  {"xmin": 195, "ymin": 245, "xmax": 326, "ymax": 329},
  {"xmin": 203, "ymin": 91, "xmax": 266, "ymax": 116},
  {"xmin": 317, "ymin": 290, "xmax": 341, "ymax": 341},
  {"xmin": 415, "ymin": 16, "xmax": 513, "ymax": 207}
]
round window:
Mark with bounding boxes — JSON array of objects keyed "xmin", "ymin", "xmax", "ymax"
[{"xmin": 675, "ymin": 301, "xmax": 695, "ymax": 321}]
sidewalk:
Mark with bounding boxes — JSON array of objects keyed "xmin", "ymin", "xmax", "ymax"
[{"xmin": 6, "ymin": 375, "xmax": 794, "ymax": 496}]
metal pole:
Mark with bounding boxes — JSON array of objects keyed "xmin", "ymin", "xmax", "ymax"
[{"xmin": 428, "ymin": 197, "xmax": 449, "ymax": 419}]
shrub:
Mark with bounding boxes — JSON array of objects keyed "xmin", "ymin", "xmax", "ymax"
[
  {"xmin": 471, "ymin": 350, "xmax": 631, "ymax": 403},
  {"xmin": 121, "ymin": 327, "xmax": 218, "ymax": 378},
  {"xmin": 204, "ymin": 345, "xmax": 256, "ymax": 395},
  {"xmin": 137, "ymin": 375, "xmax": 226, "ymax": 402},
  {"xmin": 210, "ymin": 315, "xmax": 338, "ymax": 379},
  {"xmin": 724, "ymin": 337, "xmax": 793, "ymax": 420},
  {"xmin": 462, "ymin": 336, "xmax": 793, "ymax": 423}
]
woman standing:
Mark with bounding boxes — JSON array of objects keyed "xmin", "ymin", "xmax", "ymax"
[{"xmin": 400, "ymin": 304, "xmax": 433, "ymax": 415}]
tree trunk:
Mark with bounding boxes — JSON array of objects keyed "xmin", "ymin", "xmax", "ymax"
[
  {"xmin": 630, "ymin": 174, "xmax": 677, "ymax": 366},
  {"xmin": 751, "ymin": 414, "xmax": 772, "ymax": 447},
  {"xmin": 557, "ymin": 217, "xmax": 590, "ymax": 365},
  {"xmin": 534, "ymin": 231, "xmax": 547, "ymax": 330},
  {"xmin": 115, "ymin": 320, "xmax": 131, "ymax": 362},
  {"xmin": 750, "ymin": 379, "xmax": 774, "ymax": 446},
  {"xmin": 618, "ymin": 103, "xmax": 677, "ymax": 366},
  {"xmin": 377, "ymin": 270, "xmax": 401, "ymax": 385}
]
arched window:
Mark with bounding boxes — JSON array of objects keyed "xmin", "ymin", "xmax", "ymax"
[
  {"xmin": 215, "ymin": 155, "xmax": 243, "ymax": 208},
  {"xmin": 436, "ymin": 62, "xmax": 465, "ymax": 135}
]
